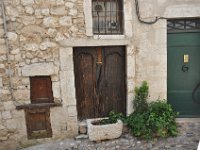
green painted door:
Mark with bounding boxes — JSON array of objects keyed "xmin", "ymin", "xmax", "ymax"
[{"xmin": 168, "ymin": 32, "xmax": 200, "ymax": 117}]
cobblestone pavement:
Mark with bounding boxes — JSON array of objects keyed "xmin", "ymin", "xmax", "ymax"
[{"xmin": 22, "ymin": 121, "xmax": 200, "ymax": 150}]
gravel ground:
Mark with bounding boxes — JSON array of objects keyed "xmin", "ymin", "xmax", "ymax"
[{"xmin": 21, "ymin": 121, "xmax": 200, "ymax": 150}]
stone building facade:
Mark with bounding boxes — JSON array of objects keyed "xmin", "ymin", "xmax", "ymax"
[{"xmin": 0, "ymin": 0, "xmax": 199, "ymax": 149}]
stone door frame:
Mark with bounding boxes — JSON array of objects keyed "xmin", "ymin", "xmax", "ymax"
[{"xmin": 59, "ymin": 39, "xmax": 135, "ymax": 119}]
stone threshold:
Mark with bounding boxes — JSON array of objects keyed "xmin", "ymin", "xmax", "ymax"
[
  {"xmin": 176, "ymin": 118, "xmax": 200, "ymax": 122},
  {"xmin": 16, "ymin": 102, "xmax": 62, "ymax": 110}
]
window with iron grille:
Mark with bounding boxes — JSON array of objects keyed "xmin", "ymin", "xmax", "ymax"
[
  {"xmin": 167, "ymin": 18, "xmax": 200, "ymax": 32},
  {"xmin": 92, "ymin": 0, "xmax": 123, "ymax": 35}
]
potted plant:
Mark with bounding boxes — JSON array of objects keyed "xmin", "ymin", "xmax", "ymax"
[{"xmin": 87, "ymin": 111, "xmax": 124, "ymax": 141}]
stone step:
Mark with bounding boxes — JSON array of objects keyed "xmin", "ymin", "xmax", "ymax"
[{"xmin": 75, "ymin": 134, "xmax": 89, "ymax": 140}]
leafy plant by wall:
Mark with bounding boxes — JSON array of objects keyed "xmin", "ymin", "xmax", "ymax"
[
  {"xmin": 126, "ymin": 81, "xmax": 178, "ymax": 139},
  {"xmin": 133, "ymin": 81, "xmax": 148, "ymax": 113}
]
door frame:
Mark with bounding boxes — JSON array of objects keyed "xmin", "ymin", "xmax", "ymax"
[
  {"xmin": 73, "ymin": 46, "xmax": 127, "ymax": 119},
  {"xmin": 167, "ymin": 18, "xmax": 200, "ymax": 117}
]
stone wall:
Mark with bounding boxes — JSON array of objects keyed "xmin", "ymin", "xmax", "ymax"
[{"xmin": 0, "ymin": 0, "xmax": 84, "ymax": 149}]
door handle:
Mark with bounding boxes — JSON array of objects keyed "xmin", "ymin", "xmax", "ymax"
[{"xmin": 182, "ymin": 65, "xmax": 189, "ymax": 72}]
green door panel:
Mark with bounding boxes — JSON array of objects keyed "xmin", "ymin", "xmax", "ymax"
[
  {"xmin": 167, "ymin": 32, "xmax": 200, "ymax": 117},
  {"xmin": 168, "ymin": 32, "xmax": 200, "ymax": 47}
]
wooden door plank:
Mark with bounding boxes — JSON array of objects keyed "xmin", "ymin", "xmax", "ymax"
[
  {"xmin": 73, "ymin": 48, "xmax": 98, "ymax": 119},
  {"xmin": 101, "ymin": 46, "xmax": 126, "ymax": 116}
]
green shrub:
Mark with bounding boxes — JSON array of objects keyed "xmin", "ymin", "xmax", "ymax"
[
  {"xmin": 147, "ymin": 101, "xmax": 178, "ymax": 137},
  {"xmin": 127, "ymin": 100, "xmax": 178, "ymax": 139},
  {"xmin": 126, "ymin": 80, "xmax": 179, "ymax": 139},
  {"xmin": 126, "ymin": 112, "xmax": 149, "ymax": 137},
  {"xmin": 133, "ymin": 81, "xmax": 149, "ymax": 113}
]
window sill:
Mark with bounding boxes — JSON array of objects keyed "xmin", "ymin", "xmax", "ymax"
[
  {"xmin": 93, "ymin": 35, "xmax": 125, "ymax": 40},
  {"xmin": 16, "ymin": 102, "xmax": 62, "ymax": 110}
]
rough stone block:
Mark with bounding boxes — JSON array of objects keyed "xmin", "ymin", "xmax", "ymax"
[
  {"xmin": 60, "ymin": 70, "xmax": 76, "ymax": 106},
  {"xmin": 21, "ymin": 0, "xmax": 34, "ymax": 6},
  {"xmin": 127, "ymin": 54, "xmax": 135, "ymax": 79},
  {"xmin": 0, "ymin": 124, "xmax": 5, "ymax": 130},
  {"xmin": 52, "ymin": 81, "xmax": 61, "ymax": 99},
  {"xmin": 65, "ymin": 2, "xmax": 74, "ymax": 8},
  {"xmin": 43, "ymin": 17, "xmax": 58, "ymax": 28},
  {"xmin": 21, "ymin": 25, "xmax": 46, "ymax": 37},
  {"xmin": 41, "ymin": 8, "xmax": 50, "ymax": 16},
  {"xmin": 55, "ymin": 32, "xmax": 66, "ymax": 41},
  {"xmin": 23, "ymin": 43, "xmax": 39, "ymax": 51},
  {"xmin": 59, "ymin": 16, "xmax": 72, "ymax": 26},
  {"xmin": 6, "ymin": 118, "xmax": 24, "ymax": 130},
  {"xmin": 22, "ymin": 16, "xmax": 36, "ymax": 25},
  {"xmin": 11, "ymin": 110, "xmax": 24, "ymax": 118},
  {"xmin": 47, "ymin": 28, "xmax": 57, "ymax": 38},
  {"xmin": 66, "ymin": 117, "xmax": 78, "ymax": 135},
  {"xmin": 7, "ymin": 32, "xmax": 18, "ymax": 42},
  {"xmin": 10, "ymin": 48, "xmax": 20, "ymax": 55},
  {"xmin": 67, "ymin": 105, "xmax": 77, "ymax": 117},
  {"xmin": 3, "ymin": 101, "xmax": 15, "ymax": 110},
  {"xmin": 0, "ymin": 46, "xmax": 6, "ymax": 54},
  {"xmin": 0, "ymin": 39, "xmax": 5, "ymax": 44},
  {"xmin": 22, "ymin": 62, "xmax": 55, "ymax": 76},
  {"xmin": 0, "ymin": 64, "xmax": 4, "ymax": 69},
  {"xmin": 25, "ymin": 6, "xmax": 34, "ymax": 15},
  {"xmin": 56, "ymin": 0, "xmax": 65, "ymax": 5},
  {"xmin": 0, "ymin": 130, "xmax": 8, "ymax": 139},
  {"xmin": 13, "ymin": 89, "xmax": 30, "ymax": 100},
  {"xmin": 59, "ymin": 47, "xmax": 73, "ymax": 71},
  {"xmin": 69, "ymin": 9, "xmax": 77, "ymax": 16},
  {"xmin": 5, "ymin": 6, "xmax": 19, "ymax": 17},
  {"xmin": 50, "ymin": 6, "xmax": 67, "ymax": 16},
  {"xmin": 39, "ymin": 41, "xmax": 57, "ymax": 50},
  {"xmin": 2, "ymin": 111, "xmax": 12, "ymax": 119},
  {"xmin": 0, "ymin": 18, "xmax": 3, "ymax": 25}
]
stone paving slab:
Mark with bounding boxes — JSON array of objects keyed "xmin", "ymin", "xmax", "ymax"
[{"xmin": 21, "ymin": 121, "xmax": 200, "ymax": 150}]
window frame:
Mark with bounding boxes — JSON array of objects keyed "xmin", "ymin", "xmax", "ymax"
[
  {"xmin": 30, "ymin": 76, "xmax": 54, "ymax": 104},
  {"xmin": 92, "ymin": 0, "xmax": 124, "ymax": 35}
]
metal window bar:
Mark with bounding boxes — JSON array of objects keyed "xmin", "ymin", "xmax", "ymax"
[
  {"xmin": 167, "ymin": 18, "xmax": 200, "ymax": 31},
  {"xmin": 92, "ymin": 0, "xmax": 123, "ymax": 35}
]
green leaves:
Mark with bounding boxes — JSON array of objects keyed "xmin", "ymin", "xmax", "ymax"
[
  {"xmin": 127, "ymin": 81, "xmax": 179, "ymax": 139},
  {"xmin": 100, "ymin": 110, "xmax": 126, "ymax": 125},
  {"xmin": 133, "ymin": 81, "xmax": 149, "ymax": 113},
  {"xmin": 100, "ymin": 82, "xmax": 178, "ymax": 139},
  {"xmin": 127, "ymin": 100, "xmax": 178, "ymax": 139}
]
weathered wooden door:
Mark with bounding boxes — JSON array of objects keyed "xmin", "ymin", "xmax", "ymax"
[{"xmin": 73, "ymin": 46, "xmax": 126, "ymax": 119}]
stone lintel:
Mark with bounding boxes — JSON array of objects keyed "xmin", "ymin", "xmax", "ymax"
[
  {"xmin": 22, "ymin": 62, "xmax": 55, "ymax": 76},
  {"xmin": 59, "ymin": 39, "xmax": 130, "ymax": 47}
]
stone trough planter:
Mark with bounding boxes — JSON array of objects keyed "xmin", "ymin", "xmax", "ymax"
[{"xmin": 87, "ymin": 118, "xmax": 123, "ymax": 141}]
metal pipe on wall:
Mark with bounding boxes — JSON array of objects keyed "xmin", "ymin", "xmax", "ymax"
[{"xmin": 1, "ymin": 1, "xmax": 17, "ymax": 104}]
